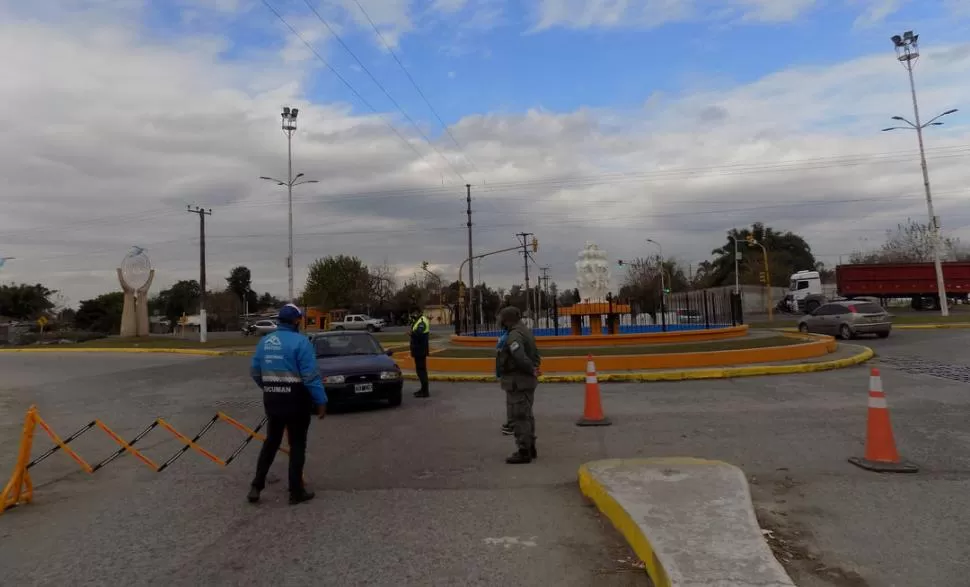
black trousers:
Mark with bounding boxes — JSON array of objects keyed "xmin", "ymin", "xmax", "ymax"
[
  {"xmin": 251, "ymin": 411, "xmax": 311, "ymax": 493},
  {"xmin": 414, "ymin": 354, "xmax": 429, "ymax": 392}
]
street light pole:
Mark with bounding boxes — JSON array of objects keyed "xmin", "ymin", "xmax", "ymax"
[
  {"xmin": 728, "ymin": 236, "xmax": 741, "ymax": 294},
  {"xmin": 886, "ymin": 31, "xmax": 957, "ymax": 316},
  {"xmin": 260, "ymin": 106, "xmax": 319, "ymax": 304},
  {"xmin": 646, "ymin": 239, "xmax": 665, "ymax": 295}
]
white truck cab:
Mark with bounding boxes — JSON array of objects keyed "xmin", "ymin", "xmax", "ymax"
[{"xmin": 782, "ymin": 270, "xmax": 824, "ymax": 313}]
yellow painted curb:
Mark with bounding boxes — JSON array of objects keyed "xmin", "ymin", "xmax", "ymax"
[
  {"xmin": 0, "ymin": 347, "xmax": 249, "ymax": 357},
  {"xmin": 577, "ymin": 458, "xmax": 749, "ymax": 587},
  {"xmin": 401, "ymin": 345, "xmax": 874, "ymax": 383},
  {"xmin": 895, "ymin": 323, "xmax": 970, "ymax": 329}
]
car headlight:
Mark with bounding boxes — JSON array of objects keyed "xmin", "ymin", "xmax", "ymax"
[
  {"xmin": 324, "ymin": 375, "xmax": 345, "ymax": 384},
  {"xmin": 380, "ymin": 370, "xmax": 401, "ymax": 380}
]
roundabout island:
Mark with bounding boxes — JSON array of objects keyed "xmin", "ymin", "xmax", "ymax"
[{"xmin": 400, "ymin": 242, "xmax": 873, "ymax": 381}]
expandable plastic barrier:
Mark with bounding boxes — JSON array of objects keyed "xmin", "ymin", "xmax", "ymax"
[{"xmin": 2, "ymin": 405, "xmax": 290, "ymax": 515}]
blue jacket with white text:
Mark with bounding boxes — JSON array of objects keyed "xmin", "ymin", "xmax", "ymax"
[{"xmin": 250, "ymin": 323, "xmax": 327, "ymax": 416}]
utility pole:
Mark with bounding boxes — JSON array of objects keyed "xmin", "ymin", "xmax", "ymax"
[
  {"xmin": 540, "ymin": 267, "xmax": 550, "ymax": 328},
  {"xmin": 516, "ymin": 232, "xmax": 534, "ymax": 321},
  {"xmin": 885, "ymin": 31, "xmax": 957, "ymax": 316},
  {"xmin": 466, "ymin": 184, "xmax": 475, "ymax": 333},
  {"xmin": 187, "ymin": 206, "xmax": 212, "ymax": 343}
]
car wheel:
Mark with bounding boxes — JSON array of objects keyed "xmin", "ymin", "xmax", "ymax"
[
  {"xmin": 334, "ymin": 325, "xmax": 345, "ymax": 331},
  {"xmin": 877, "ymin": 331, "xmax": 890, "ymax": 339},
  {"xmin": 839, "ymin": 324, "xmax": 853, "ymax": 340},
  {"xmin": 798, "ymin": 323, "xmax": 809, "ymax": 333},
  {"xmin": 387, "ymin": 388, "xmax": 403, "ymax": 407},
  {"xmin": 366, "ymin": 324, "xmax": 376, "ymax": 332}
]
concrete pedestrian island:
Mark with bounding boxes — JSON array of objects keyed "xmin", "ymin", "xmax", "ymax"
[{"xmin": 578, "ymin": 458, "xmax": 795, "ymax": 587}]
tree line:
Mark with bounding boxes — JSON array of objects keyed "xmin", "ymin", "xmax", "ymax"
[{"xmin": 2, "ymin": 218, "xmax": 962, "ymax": 331}]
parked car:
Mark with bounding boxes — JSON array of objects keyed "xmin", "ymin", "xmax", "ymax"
[
  {"xmin": 310, "ymin": 331, "xmax": 403, "ymax": 406},
  {"xmin": 242, "ymin": 319, "xmax": 277, "ymax": 336},
  {"xmin": 797, "ymin": 300, "xmax": 892, "ymax": 339},
  {"xmin": 330, "ymin": 314, "xmax": 385, "ymax": 332}
]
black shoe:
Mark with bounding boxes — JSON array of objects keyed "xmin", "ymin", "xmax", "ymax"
[
  {"xmin": 289, "ymin": 489, "xmax": 316, "ymax": 505},
  {"xmin": 413, "ymin": 390, "xmax": 430, "ymax": 398},
  {"xmin": 506, "ymin": 449, "xmax": 532, "ymax": 464},
  {"xmin": 247, "ymin": 487, "xmax": 261, "ymax": 504},
  {"xmin": 530, "ymin": 445, "xmax": 537, "ymax": 459},
  {"xmin": 501, "ymin": 424, "xmax": 514, "ymax": 436}
]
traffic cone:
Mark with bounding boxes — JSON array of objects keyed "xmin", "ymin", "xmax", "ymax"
[
  {"xmin": 577, "ymin": 355, "xmax": 611, "ymax": 427},
  {"xmin": 848, "ymin": 368, "xmax": 918, "ymax": 473}
]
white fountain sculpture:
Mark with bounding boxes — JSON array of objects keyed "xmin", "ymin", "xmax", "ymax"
[{"xmin": 575, "ymin": 242, "xmax": 611, "ymax": 302}]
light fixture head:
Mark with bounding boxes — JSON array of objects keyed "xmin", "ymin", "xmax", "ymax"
[{"xmin": 282, "ymin": 106, "xmax": 290, "ymax": 115}]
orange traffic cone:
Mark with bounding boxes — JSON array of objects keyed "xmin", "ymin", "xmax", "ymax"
[
  {"xmin": 848, "ymin": 368, "xmax": 918, "ymax": 473},
  {"xmin": 577, "ymin": 355, "xmax": 611, "ymax": 427}
]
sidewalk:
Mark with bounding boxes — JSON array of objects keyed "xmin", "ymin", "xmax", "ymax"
[{"xmin": 402, "ymin": 343, "xmax": 872, "ymax": 382}]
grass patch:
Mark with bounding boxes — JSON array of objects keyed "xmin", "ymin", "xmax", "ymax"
[
  {"xmin": 435, "ymin": 335, "xmax": 799, "ymax": 358},
  {"xmin": 58, "ymin": 336, "xmax": 258, "ymax": 349}
]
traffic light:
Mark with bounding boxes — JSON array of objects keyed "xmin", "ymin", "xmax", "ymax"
[
  {"xmin": 663, "ymin": 287, "xmax": 671, "ymax": 294},
  {"xmin": 746, "ymin": 234, "xmax": 756, "ymax": 245},
  {"xmin": 532, "ymin": 237, "xmax": 539, "ymax": 253},
  {"xmin": 617, "ymin": 259, "xmax": 625, "ymax": 267}
]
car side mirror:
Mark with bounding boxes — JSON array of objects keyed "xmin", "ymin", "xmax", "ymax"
[{"xmin": 386, "ymin": 349, "xmax": 394, "ymax": 356}]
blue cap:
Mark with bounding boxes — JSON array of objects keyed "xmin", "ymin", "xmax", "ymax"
[{"xmin": 278, "ymin": 303, "xmax": 303, "ymax": 323}]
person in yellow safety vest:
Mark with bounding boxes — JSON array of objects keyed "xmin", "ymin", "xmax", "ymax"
[{"xmin": 409, "ymin": 306, "xmax": 431, "ymax": 398}]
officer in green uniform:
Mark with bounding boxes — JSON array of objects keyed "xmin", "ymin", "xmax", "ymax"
[{"xmin": 496, "ymin": 306, "xmax": 542, "ymax": 464}]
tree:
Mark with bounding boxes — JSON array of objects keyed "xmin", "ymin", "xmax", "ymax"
[
  {"xmin": 257, "ymin": 292, "xmax": 284, "ymax": 311},
  {"xmin": 303, "ymin": 255, "xmax": 371, "ymax": 311},
  {"xmin": 151, "ymin": 280, "xmax": 201, "ymax": 327},
  {"xmin": 849, "ymin": 219, "xmax": 970, "ymax": 264},
  {"xmin": 225, "ymin": 266, "xmax": 257, "ymax": 311},
  {"xmin": 618, "ymin": 258, "xmax": 689, "ymax": 314},
  {"xmin": 368, "ymin": 262, "xmax": 397, "ymax": 311},
  {"xmin": 708, "ymin": 223, "xmax": 816, "ymax": 288},
  {"xmin": 0, "ymin": 283, "xmax": 56, "ymax": 320},
  {"xmin": 74, "ymin": 292, "xmax": 125, "ymax": 333}
]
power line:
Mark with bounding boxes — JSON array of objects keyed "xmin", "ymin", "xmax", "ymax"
[
  {"xmin": 258, "ymin": 0, "xmax": 447, "ymax": 180},
  {"xmin": 299, "ymin": 0, "xmax": 467, "ymax": 183},
  {"xmin": 350, "ymin": 0, "xmax": 479, "ymax": 174}
]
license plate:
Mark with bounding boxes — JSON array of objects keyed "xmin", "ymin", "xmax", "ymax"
[{"xmin": 354, "ymin": 383, "xmax": 373, "ymax": 394}]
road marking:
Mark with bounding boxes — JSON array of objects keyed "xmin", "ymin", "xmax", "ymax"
[{"xmin": 483, "ymin": 536, "xmax": 538, "ymax": 549}]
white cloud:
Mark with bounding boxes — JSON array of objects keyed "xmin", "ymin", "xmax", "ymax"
[{"xmin": 1, "ymin": 4, "xmax": 970, "ymax": 304}]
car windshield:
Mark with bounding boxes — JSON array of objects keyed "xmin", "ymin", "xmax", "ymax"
[{"xmin": 313, "ymin": 334, "xmax": 382, "ymax": 357}]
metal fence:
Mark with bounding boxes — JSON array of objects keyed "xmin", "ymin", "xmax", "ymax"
[{"xmin": 459, "ymin": 288, "xmax": 743, "ymax": 337}]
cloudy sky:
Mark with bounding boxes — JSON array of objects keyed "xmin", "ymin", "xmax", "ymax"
[{"xmin": 1, "ymin": 0, "xmax": 969, "ymax": 305}]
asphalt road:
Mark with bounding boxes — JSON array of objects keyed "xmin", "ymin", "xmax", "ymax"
[
  {"xmin": 2, "ymin": 328, "xmax": 969, "ymax": 586},
  {"xmin": 0, "ymin": 352, "xmax": 644, "ymax": 587}
]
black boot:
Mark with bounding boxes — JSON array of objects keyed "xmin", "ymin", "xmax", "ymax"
[
  {"xmin": 530, "ymin": 444, "xmax": 537, "ymax": 460},
  {"xmin": 247, "ymin": 486, "xmax": 261, "ymax": 504},
  {"xmin": 506, "ymin": 449, "xmax": 532, "ymax": 464},
  {"xmin": 413, "ymin": 390, "xmax": 430, "ymax": 398},
  {"xmin": 289, "ymin": 488, "xmax": 316, "ymax": 505}
]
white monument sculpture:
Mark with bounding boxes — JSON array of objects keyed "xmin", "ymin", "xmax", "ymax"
[
  {"xmin": 575, "ymin": 242, "xmax": 611, "ymax": 302},
  {"xmin": 117, "ymin": 247, "xmax": 155, "ymax": 337}
]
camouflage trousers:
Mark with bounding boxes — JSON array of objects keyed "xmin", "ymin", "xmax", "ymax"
[{"xmin": 505, "ymin": 387, "xmax": 536, "ymax": 450}]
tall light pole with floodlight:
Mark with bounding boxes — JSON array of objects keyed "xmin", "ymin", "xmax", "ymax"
[
  {"xmin": 260, "ymin": 106, "xmax": 318, "ymax": 303},
  {"xmin": 885, "ymin": 31, "xmax": 958, "ymax": 316},
  {"xmin": 645, "ymin": 239, "xmax": 666, "ymax": 295}
]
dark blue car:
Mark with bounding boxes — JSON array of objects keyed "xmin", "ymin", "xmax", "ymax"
[{"xmin": 309, "ymin": 331, "xmax": 404, "ymax": 407}]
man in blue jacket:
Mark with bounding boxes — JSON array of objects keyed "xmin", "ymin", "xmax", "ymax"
[{"xmin": 247, "ymin": 304, "xmax": 327, "ymax": 505}]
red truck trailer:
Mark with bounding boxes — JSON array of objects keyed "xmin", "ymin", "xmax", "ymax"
[{"xmin": 835, "ymin": 262, "xmax": 970, "ymax": 310}]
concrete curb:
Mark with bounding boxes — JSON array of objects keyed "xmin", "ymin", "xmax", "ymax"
[
  {"xmin": 401, "ymin": 345, "xmax": 874, "ymax": 383},
  {"xmin": 0, "ymin": 347, "xmax": 249, "ymax": 357},
  {"xmin": 578, "ymin": 458, "xmax": 795, "ymax": 587}
]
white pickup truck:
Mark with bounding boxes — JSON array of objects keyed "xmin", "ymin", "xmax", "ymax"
[{"xmin": 331, "ymin": 314, "xmax": 385, "ymax": 332}]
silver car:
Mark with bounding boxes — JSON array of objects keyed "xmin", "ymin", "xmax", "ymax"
[
  {"xmin": 244, "ymin": 319, "xmax": 278, "ymax": 336},
  {"xmin": 797, "ymin": 301, "xmax": 892, "ymax": 339}
]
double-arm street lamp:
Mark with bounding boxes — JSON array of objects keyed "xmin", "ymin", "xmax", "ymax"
[
  {"xmin": 883, "ymin": 31, "xmax": 958, "ymax": 316},
  {"xmin": 260, "ymin": 106, "xmax": 319, "ymax": 303}
]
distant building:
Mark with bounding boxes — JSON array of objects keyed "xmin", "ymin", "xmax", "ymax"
[{"xmin": 424, "ymin": 304, "xmax": 453, "ymax": 325}]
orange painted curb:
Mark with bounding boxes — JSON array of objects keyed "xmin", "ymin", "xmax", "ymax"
[
  {"xmin": 450, "ymin": 325, "xmax": 749, "ymax": 348},
  {"xmin": 400, "ymin": 333, "xmax": 835, "ymax": 373}
]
